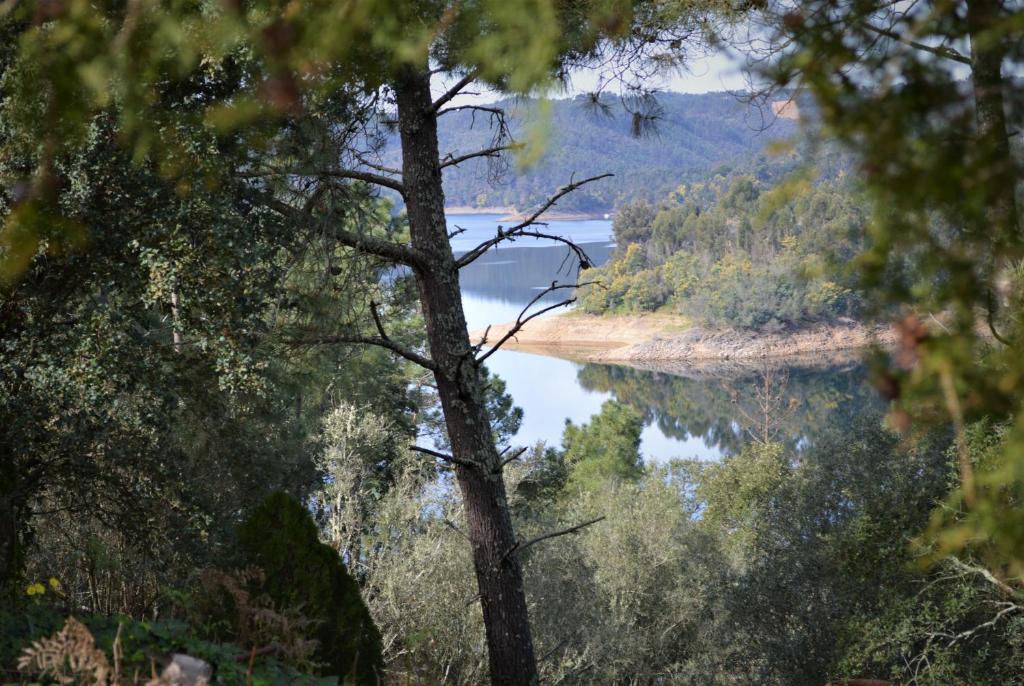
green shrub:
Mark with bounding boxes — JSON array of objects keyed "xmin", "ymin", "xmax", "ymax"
[{"xmin": 237, "ymin": 492, "xmax": 383, "ymax": 684}]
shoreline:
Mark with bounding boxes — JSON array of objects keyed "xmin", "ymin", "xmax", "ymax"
[{"xmin": 469, "ymin": 312, "xmax": 897, "ymax": 364}]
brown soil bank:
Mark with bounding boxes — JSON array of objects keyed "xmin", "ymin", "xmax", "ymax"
[{"xmin": 469, "ymin": 313, "xmax": 897, "ymax": 363}]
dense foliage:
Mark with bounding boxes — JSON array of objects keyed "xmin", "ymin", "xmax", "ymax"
[
  {"xmin": 580, "ymin": 155, "xmax": 869, "ymax": 329},
  {"xmin": 311, "ymin": 395, "xmax": 1024, "ymax": 684},
  {"xmin": 2, "ymin": 0, "xmax": 1023, "ymax": 682},
  {"xmin": 753, "ymin": 0, "xmax": 1024, "ymax": 576},
  {"xmin": 236, "ymin": 492, "xmax": 383, "ymax": 682}
]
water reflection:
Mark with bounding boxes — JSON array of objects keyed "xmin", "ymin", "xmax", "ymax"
[
  {"xmin": 460, "ymin": 241, "xmax": 613, "ymax": 317},
  {"xmin": 575, "ymin": 360, "xmax": 882, "ymax": 458},
  {"xmin": 448, "ymin": 214, "xmax": 882, "ymax": 462}
]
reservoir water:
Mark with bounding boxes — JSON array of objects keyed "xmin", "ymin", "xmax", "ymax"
[{"xmin": 450, "ymin": 214, "xmax": 879, "ymax": 463}]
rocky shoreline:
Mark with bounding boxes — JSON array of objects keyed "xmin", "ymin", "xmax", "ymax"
[{"xmin": 469, "ymin": 313, "xmax": 897, "ymax": 363}]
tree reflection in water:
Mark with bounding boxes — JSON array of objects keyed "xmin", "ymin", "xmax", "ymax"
[{"xmin": 575, "ymin": 357, "xmax": 885, "ymax": 458}]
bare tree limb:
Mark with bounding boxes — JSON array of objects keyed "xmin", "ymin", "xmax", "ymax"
[
  {"xmin": 438, "ymin": 104, "xmax": 507, "ymax": 117},
  {"xmin": 476, "ymin": 281, "xmax": 598, "ymax": 365},
  {"xmin": 455, "ymin": 173, "xmax": 613, "ymax": 268},
  {"xmin": 985, "ymin": 289, "xmax": 1012, "ymax": 346},
  {"xmin": 504, "ymin": 516, "xmax": 606, "ymax": 561},
  {"xmin": 506, "ymin": 173, "xmax": 614, "ymax": 233},
  {"xmin": 432, "ymin": 70, "xmax": 480, "ymax": 112},
  {"xmin": 287, "ymin": 334, "xmax": 437, "ymax": 372},
  {"xmin": 458, "ymin": 229, "xmax": 596, "ymax": 270},
  {"xmin": 862, "ymin": 22, "xmax": 971, "ymax": 64},
  {"xmin": 353, "ymin": 155, "xmax": 402, "ymax": 176},
  {"xmin": 946, "ymin": 602, "xmax": 1022, "ymax": 647},
  {"xmin": 494, "ymin": 447, "xmax": 528, "ymax": 473},
  {"xmin": 945, "ymin": 556, "xmax": 1020, "ymax": 599},
  {"xmin": 409, "ymin": 444, "xmax": 477, "ymax": 469},
  {"xmin": 439, "ymin": 145, "xmax": 515, "ymax": 170}
]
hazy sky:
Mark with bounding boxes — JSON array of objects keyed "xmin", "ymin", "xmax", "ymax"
[
  {"xmin": 438, "ymin": 50, "xmax": 750, "ymax": 105},
  {"xmin": 571, "ymin": 52, "xmax": 749, "ymax": 95}
]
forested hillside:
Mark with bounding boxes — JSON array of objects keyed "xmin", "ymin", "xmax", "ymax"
[
  {"xmin": 579, "ymin": 150, "xmax": 870, "ymax": 329},
  {"xmin": 387, "ymin": 93, "xmax": 799, "ymax": 212}
]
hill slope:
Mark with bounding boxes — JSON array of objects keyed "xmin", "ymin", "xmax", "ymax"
[{"xmin": 388, "ymin": 92, "xmax": 799, "ymax": 213}]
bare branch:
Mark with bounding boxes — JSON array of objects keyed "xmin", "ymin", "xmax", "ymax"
[
  {"xmin": 458, "ymin": 229, "xmax": 596, "ymax": 270},
  {"xmin": 287, "ymin": 334, "xmax": 437, "ymax": 372},
  {"xmin": 945, "ymin": 556, "xmax": 1020, "ymax": 599},
  {"xmin": 440, "ymin": 145, "xmax": 515, "ymax": 170},
  {"xmin": 504, "ymin": 516, "xmax": 606, "ymax": 560},
  {"xmin": 438, "ymin": 104, "xmax": 506, "ymax": 118},
  {"xmin": 946, "ymin": 602, "xmax": 1022, "ymax": 648},
  {"xmin": 455, "ymin": 173, "xmax": 612, "ymax": 268},
  {"xmin": 476, "ymin": 281, "xmax": 599, "ymax": 364},
  {"xmin": 506, "ymin": 173, "xmax": 613, "ymax": 233},
  {"xmin": 353, "ymin": 154, "xmax": 402, "ymax": 176},
  {"xmin": 494, "ymin": 447, "xmax": 528, "ymax": 473},
  {"xmin": 409, "ymin": 445, "xmax": 477, "ymax": 469},
  {"xmin": 432, "ymin": 71, "xmax": 479, "ymax": 112},
  {"xmin": 985, "ymin": 289, "xmax": 1012, "ymax": 346},
  {"xmin": 862, "ymin": 22, "xmax": 971, "ymax": 64}
]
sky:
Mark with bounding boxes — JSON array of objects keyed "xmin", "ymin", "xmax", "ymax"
[{"xmin": 437, "ymin": 50, "xmax": 750, "ymax": 106}]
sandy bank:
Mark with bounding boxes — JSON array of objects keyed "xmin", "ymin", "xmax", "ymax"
[{"xmin": 469, "ymin": 313, "xmax": 897, "ymax": 363}]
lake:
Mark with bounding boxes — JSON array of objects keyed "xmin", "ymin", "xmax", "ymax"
[{"xmin": 450, "ymin": 214, "xmax": 880, "ymax": 463}]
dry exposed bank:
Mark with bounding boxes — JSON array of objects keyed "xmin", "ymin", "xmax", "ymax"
[{"xmin": 469, "ymin": 312, "xmax": 898, "ymax": 363}]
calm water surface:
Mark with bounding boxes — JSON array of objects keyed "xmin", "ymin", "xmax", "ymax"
[{"xmin": 449, "ymin": 214, "xmax": 879, "ymax": 462}]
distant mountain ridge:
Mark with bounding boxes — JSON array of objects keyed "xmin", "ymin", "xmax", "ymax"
[{"xmin": 386, "ymin": 92, "xmax": 800, "ymax": 213}]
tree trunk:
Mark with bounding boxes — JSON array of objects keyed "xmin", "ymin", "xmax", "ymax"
[{"xmin": 393, "ymin": 64, "xmax": 539, "ymax": 686}]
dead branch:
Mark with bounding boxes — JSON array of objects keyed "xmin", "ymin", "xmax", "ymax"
[
  {"xmin": 409, "ymin": 444, "xmax": 477, "ymax": 469},
  {"xmin": 504, "ymin": 516, "xmax": 606, "ymax": 561},
  {"xmin": 945, "ymin": 556, "xmax": 1019, "ymax": 599},
  {"xmin": 431, "ymin": 70, "xmax": 479, "ymax": 112},
  {"xmin": 369, "ymin": 300, "xmax": 389, "ymax": 340},
  {"xmin": 455, "ymin": 173, "xmax": 613, "ymax": 268},
  {"xmin": 458, "ymin": 229, "xmax": 596, "ymax": 271},
  {"xmin": 444, "ymin": 518, "xmax": 470, "ymax": 541},
  {"xmin": 494, "ymin": 447, "xmax": 528, "ymax": 473},
  {"xmin": 440, "ymin": 144, "xmax": 516, "ymax": 170},
  {"xmin": 438, "ymin": 104, "xmax": 506, "ymax": 117},
  {"xmin": 946, "ymin": 601, "xmax": 1022, "ymax": 648},
  {"xmin": 862, "ymin": 22, "xmax": 970, "ymax": 64},
  {"xmin": 476, "ymin": 281, "xmax": 599, "ymax": 365},
  {"xmin": 353, "ymin": 154, "xmax": 402, "ymax": 176},
  {"xmin": 286, "ymin": 334, "xmax": 437, "ymax": 372}
]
